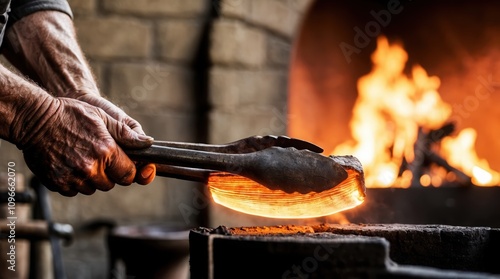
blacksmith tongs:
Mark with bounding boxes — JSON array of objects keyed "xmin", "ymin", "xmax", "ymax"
[{"xmin": 125, "ymin": 135, "xmax": 349, "ymax": 194}]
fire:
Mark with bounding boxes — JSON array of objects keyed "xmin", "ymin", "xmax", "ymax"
[
  {"xmin": 334, "ymin": 36, "xmax": 499, "ymax": 187},
  {"xmin": 441, "ymin": 128, "xmax": 500, "ymax": 186},
  {"xmin": 207, "ymin": 170, "xmax": 365, "ymax": 219}
]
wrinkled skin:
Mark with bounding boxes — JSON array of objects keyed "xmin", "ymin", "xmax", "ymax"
[
  {"xmin": 0, "ymin": 10, "xmax": 157, "ymax": 196},
  {"xmin": 21, "ymin": 98, "xmax": 154, "ymax": 196}
]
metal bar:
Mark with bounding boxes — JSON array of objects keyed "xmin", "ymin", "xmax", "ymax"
[
  {"xmin": 31, "ymin": 177, "xmax": 67, "ymax": 279},
  {"xmin": 155, "ymin": 165, "xmax": 210, "ymax": 183},
  {"xmin": 0, "ymin": 220, "xmax": 73, "ymax": 241}
]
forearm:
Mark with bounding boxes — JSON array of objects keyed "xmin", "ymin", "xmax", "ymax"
[
  {"xmin": 0, "ymin": 61, "xmax": 154, "ymax": 195},
  {"xmin": 0, "ymin": 64, "xmax": 58, "ymax": 146},
  {"xmin": 3, "ymin": 10, "xmax": 98, "ymax": 97},
  {"xmin": 0, "ymin": 9, "xmax": 156, "ymax": 192},
  {"xmin": 2, "ymin": 9, "xmax": 149, "ymax": 135}
]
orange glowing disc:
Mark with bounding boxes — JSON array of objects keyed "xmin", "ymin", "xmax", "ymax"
[{"xmin": 207, "ymin": 156, "xmax": 366, "ymax": 219}]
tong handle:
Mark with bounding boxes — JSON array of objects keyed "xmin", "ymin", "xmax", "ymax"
[
  {"xmin": 152, "ymin": 141, "xmax": 231, "ymax": 153},
  {"xmin": 155, "ymin": 165, "xmax": 210, "ymax": 183},
  {"xmin": 127, "ymin": 145, "xmax": 240, "ymax": 171}
]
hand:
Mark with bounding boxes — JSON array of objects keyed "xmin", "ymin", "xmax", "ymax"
[
  {"xmin": 1, "ymin": 10, "xmax": 156, "ymax": 189},
  {"xmin": 72, "ymin": 92, "xmax": 157, "ymax": 185},
  {"xmin": 18, "ymin": 97, "xmax": 154, "ymax": 196}
]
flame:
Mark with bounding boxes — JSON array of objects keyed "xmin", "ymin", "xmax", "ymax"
[
  {"xmin": 441, "ymin": 128, "xmax": 500, "ymax": 186},
  {"xmin": 207, "ymin": 170, "xmax": 365, "ymax": 219},
  {"xmin": 333, "ymin": 36, "xmax": 499, "ymax": 187}
]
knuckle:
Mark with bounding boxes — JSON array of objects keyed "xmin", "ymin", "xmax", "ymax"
[
  {"xmin": 61, "ymin": 189, "xmax": 78, "ymax": 197},
  {"xmin": 98, "ymin": 182, "xmax": 115, "ymax": 192},
  {"xmin": 79, "ymin": 163, "xmax": 96, "ymax": 177},
  {"xmin": 96, "ymin": 139, "xmax": 116, "ymax": 155},
  {"xmin": 118, "ymin": 169, "xmax": 136, "ymax": 186},
  {"xmin": 79, "ymin": 187, "xmax": 97, "ymax": 195}
]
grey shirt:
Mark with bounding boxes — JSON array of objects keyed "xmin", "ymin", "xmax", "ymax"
[{"xmin": 0, "ymin": 0, "xmax": 73, "ymax": 46}]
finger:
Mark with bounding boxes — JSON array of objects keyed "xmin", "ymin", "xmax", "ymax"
[
  {"xmin": 50, "ymin": 180, "xmax": 78, "ymax": 197},
  {"xmin": 125, "ymin": 118, "xmax": 146, "ymax": 135},
  {"xmin": 51, "ymin": 176, "xmax": 97, "ymax": 196},
  {"xmin": 73, "ymin": 180, "xmax": 97, "ymax": 195},
  {"xmin": 99, "ymin": 110, "xmax": 153, "ymax": 149},
  {"xmin": 64, "ymin": 154, "xmax": 115, "ymax": 192},
  {"xmin": 60, "ymin": 189, "xmax": 79, "ymax": 197},
  {"xmin": 37, "ymin": 176, "xmax": 79, "ymax": 196},
  {"xmin": 135, "ymin": 163, "xmax": 156, "ymax": 185},
  {"xmin": 88, "ymin": 172, "xmax": 115, "ymax": 192},
  {"xmin": 40, "ymin": 178, "xmax": 60, "ymax": 193},
  {"xmin": 105, "ymin": 145, "xmax": 137, "ymax": 186},
  {"xmin": 78, "ymin": 95, "xmax": 146, "ymax": 135}
]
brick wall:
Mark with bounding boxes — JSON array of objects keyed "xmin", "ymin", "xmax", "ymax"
[
  {"xmin": 208, "ymin": 0, "xmax": 308, "ymax": 144},
  {"xmin": 207, "ymin": 0, "xmax": 313, "ymax": 227},
  {"xmin": 61, "ymin": 1, "xmax": 212, "ymax": 277},
  {"xmin": 0, "ymin": 0, "xmax": 211, "ymax": 278},
  {"xmin": 0, "ymin": 0, "xmax": 314, "ymax": 278}
]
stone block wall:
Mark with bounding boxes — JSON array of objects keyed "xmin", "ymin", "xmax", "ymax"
[
  {"xmin": 207, "ymin": 0, "xmax": 314, "ymax": 226},
  {"xmin": 69, "ymin": 3, "xmax": 210, "ymax": 183},
  {"xmin": 0, "ymin": 0, "xmax": 315, "ymax": 278},
  {"xmin": 62, "ymin": 1, "xmax": 212, "ymax": 277},
  {"xmin": 0, "ymin": 0, "xmax": 210, "ymax": 278}
]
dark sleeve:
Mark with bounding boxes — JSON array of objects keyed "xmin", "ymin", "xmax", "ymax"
[{"xmin": 8, "ymin": 0, "xmax": 73, "ymax": 23}]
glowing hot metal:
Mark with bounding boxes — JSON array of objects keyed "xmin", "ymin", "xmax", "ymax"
[
  {"xmin": 127, "ymin": 136, "xmax": 366, "ymax": 218},
  {"xmin": 208, "ymin": 155, "xmax": 366, "ymax": 218}
]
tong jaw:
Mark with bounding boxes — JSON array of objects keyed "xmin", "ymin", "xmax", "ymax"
[
  {"xmin": 152, "ymin": 135, "xmax": 323, "ymax": 154},
  {"xmin": 229, "ymin": 135, "xmax": 324, "ymax": 154},
  {"xmin": 137, "ymin": 135, "xmax": 327, "ymax": 190}
]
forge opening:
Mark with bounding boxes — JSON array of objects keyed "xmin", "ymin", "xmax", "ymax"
[{"xmin": 288, "ymin": 0, "xmax": 500, "ymax": 188}]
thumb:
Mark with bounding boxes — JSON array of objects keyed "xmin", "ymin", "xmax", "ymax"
[{"xmin": 100, "ymin": 111, "xmax": 154, "ymax": 149}]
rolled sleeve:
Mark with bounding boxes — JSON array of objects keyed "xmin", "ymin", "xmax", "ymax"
[{"xmin": 8, "ymin": 0, "xmax": 73, "ymax": 23}]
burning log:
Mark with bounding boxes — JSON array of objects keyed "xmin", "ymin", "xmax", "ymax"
[{"xmin": 406, "ymin": 123, "xmax": 472, "ymax": 187}]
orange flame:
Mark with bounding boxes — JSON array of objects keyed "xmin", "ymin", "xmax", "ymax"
[
  {"xmin": 441, "ymin": 128, "xmax": 500, "ymax": 186},
  {"xmin": 334, "ymin": 36, "xmax": 499, "ymax": 187}
]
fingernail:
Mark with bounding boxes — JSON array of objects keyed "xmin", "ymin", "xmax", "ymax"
[
  {"xmin": 141, "ymin": 166, "xmax": 155, "ymax": 179},
  {"xmin": 138, "ymin": 134, "xmax": 154, "ymax": 142}
]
